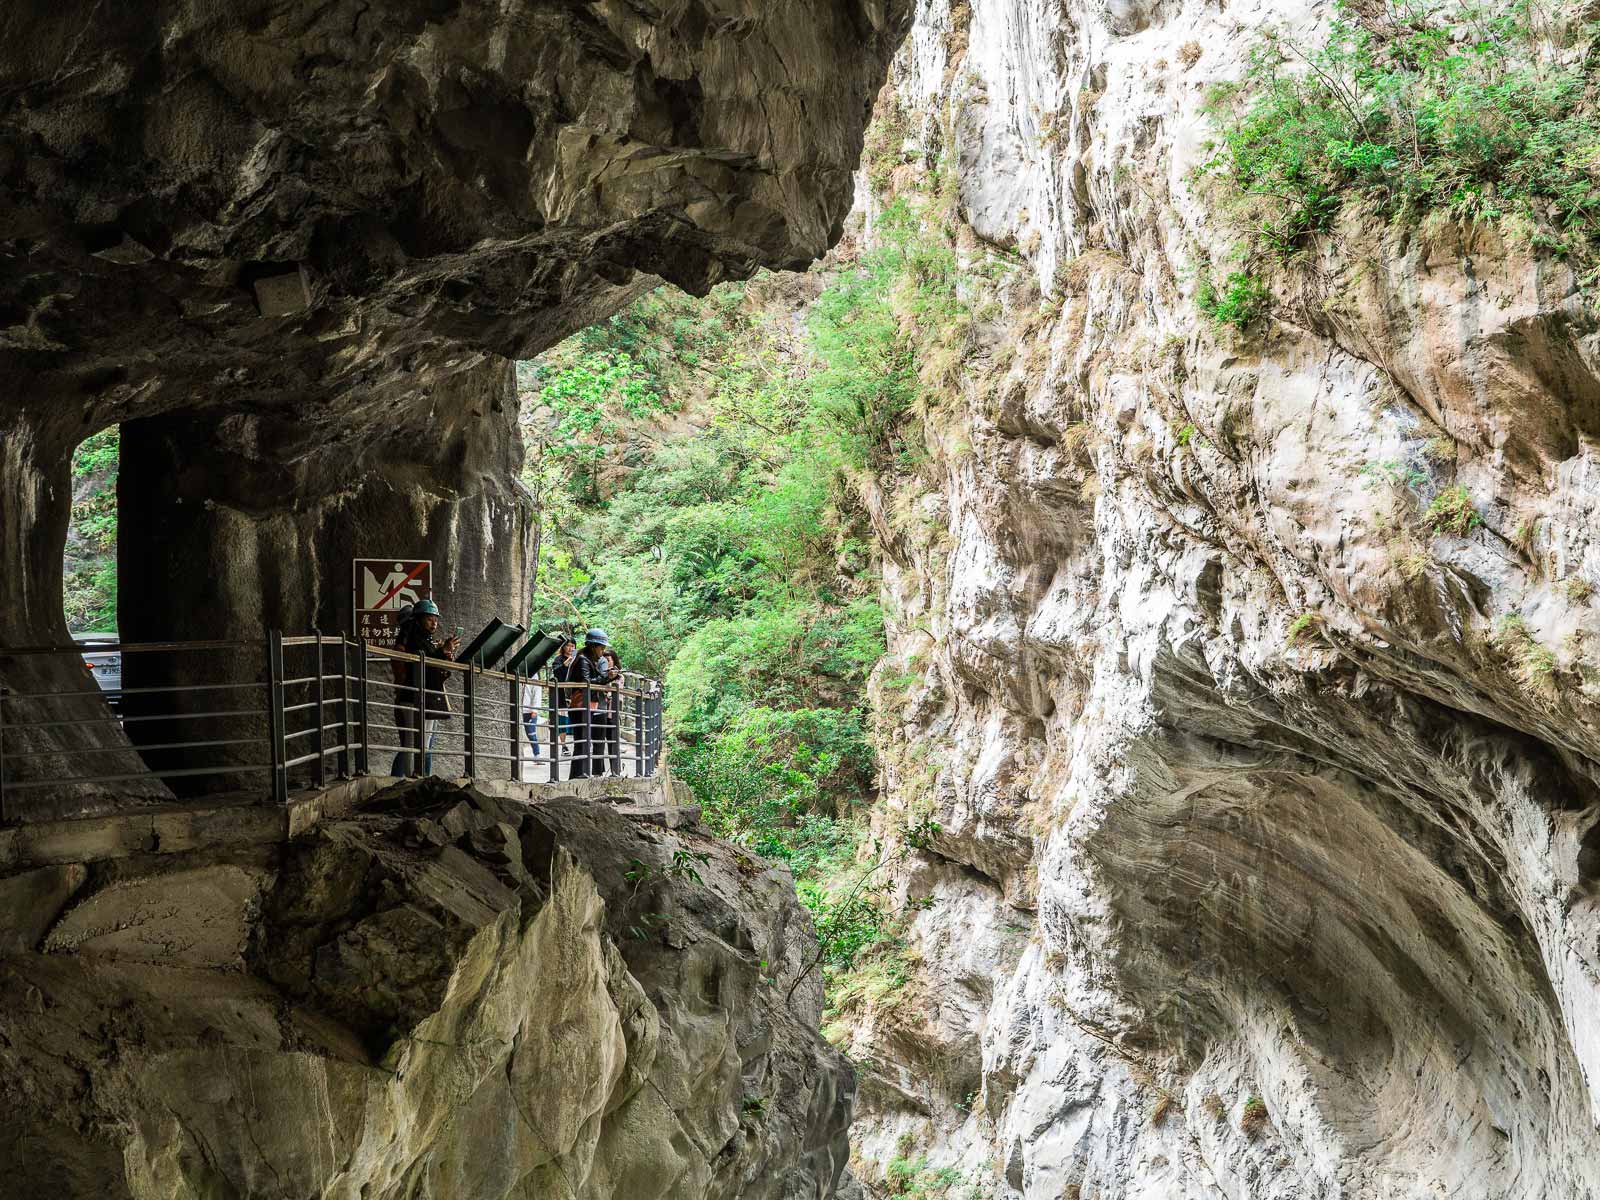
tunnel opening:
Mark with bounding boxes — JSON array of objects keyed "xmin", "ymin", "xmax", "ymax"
[{"xmin": 63, "ymin": 425, "xmax": 119, "ymax": 638}]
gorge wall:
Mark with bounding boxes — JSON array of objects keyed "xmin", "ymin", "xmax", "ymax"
[{"xmin": 835, "ymin": 1, "xmax": 1600, "ymax": 1196}]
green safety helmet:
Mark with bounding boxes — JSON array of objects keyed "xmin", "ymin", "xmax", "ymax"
[{"xmin": 413, "ymin": 599, "xmax": 440, "ymax": 616}]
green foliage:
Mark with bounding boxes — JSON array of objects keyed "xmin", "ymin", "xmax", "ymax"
[
  {"xmin": 523, "ymin": 271, "xmax": 903, "ymax": 1012},
  {"xmin": 1195, "ymin": 269, "xmax": 1269, "ymax": 329},
  {"xmin": 1425, "ymin": 483, "xmax": 1482, "ymax": 535},
  {"xmin": 524, "ymin": 351, "xmax": 666, "ymax": 499},
  {"xmin": 883, "ymin": 1154, "xmax": 966, "ymax": 1198},
  {"xmin": 1241, "ymin": 1094, "xmax": 1271, "ymax": 1136},
  {"xmin": 1200, "ymin": 1, "xmax": 1600, "ymax": 273},
  {"xmin": 1286, "ymin": 612, "xmax": 1326, "ymax": 647},
  {"xmin": 64, "ymin": 427, "xmax": 119, "ymax": 633},
  {"xmin": 1362, "ymin": 458, "xmax": 1429, "ymax": 489},
  {"xmin": 72, "ymin": 427, "xmax": 119, "ymax": 477},
  {"xmin": 674, "ymin": 707, "xmax": 876, "ymax": 849},
  {"xmin": 63, "ymin": 560, "xmax": 117, "ymax": 633}
]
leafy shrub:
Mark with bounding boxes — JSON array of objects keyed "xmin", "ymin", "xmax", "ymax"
[
  {"xmin": 1199, "ymin": 2, "xmax": 1600, "ymax": 271},
  {"xmin": 1195, "ymin": 270, "xmax": 1269, "ymax": 329},
  {"xmin": 1425, "ymin": 484, "xmax": 1482, "ymax": 535}
]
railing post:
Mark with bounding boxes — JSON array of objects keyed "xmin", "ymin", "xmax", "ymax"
[
  {"xmin": 413, "ymin": 647, "xmax": 427, "ymax": 778},
  {"xmin": 338, "ymin": 636, "xmax": 352, "ymax": 779},
  {"xmin": 651, "ymin": 693, "xmax": 660, "ymax": 773},
  {"xmin": 582, "ymin": 679, "xmax": 592, "ymax": 779},
  {"xmin": 312, "ymin": 627, "xmax": 327, "ymax": 787},
  {"xmin": 510, "ymin": 672, "xmax": 522, "ymax": 784},
  {"xmin": 357, "ymin": 638, "xmax": 370, "ymax": 776},
  {"xmin": 464, "ymin": 665, "xmax": 478, "ymax": 780},
  {"xmin": 548, "ymin": 671, "xmax": 560, "ymax": 784},
  {"xmin": 633, "ymin": 682, "xmax": 643, "ymax": 778},
  {"xmin": 266, "ymin": 629, "xmax": 288, "ymax": 803}
]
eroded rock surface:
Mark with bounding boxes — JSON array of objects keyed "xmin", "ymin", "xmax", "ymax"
[
  {"xmin": 0, "ymin": 779, "xmax": 854, "ymax": 1198},
  {"xmin": 833, "ymin": 1, "xmax": 1600, "ymax": 1196}
]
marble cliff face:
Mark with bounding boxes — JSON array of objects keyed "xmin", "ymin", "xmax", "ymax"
[{"xmin": 834, "ymin": 1, "xmax": 1600, "ymax": 1196}]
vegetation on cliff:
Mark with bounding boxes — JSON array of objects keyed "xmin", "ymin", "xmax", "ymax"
[
  {"xmin": 520, "ymin": 278, "xmax": 899, "ymax": 985},
  {"xmin": 63, "ymin": 426, "xmax": 118, "ymax": 633},
  {"xmin": 1198, "ymin": 0, "xmax": 1600, "ymax": 323}
]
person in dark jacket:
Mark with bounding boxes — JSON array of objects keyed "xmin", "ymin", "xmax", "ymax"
[
  {"xmin": 600, "ymin": 647, "xmax": 624, "ymax": 776},
  {"xmin": 551, "ymin": 638, "xmax": 578, "ymax": 757},
  {"xmin": 391, "ymin": 599, "xmax": 460, "ymax": 777},
  {"xmin": 566, "ymin": 628, "xmax": 613, "ymax": 780}
]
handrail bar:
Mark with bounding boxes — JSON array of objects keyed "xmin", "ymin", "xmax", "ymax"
[
  {"xmin": 4, "ymin": 736, "xmax": 267, "ymax": 759},
  {"xmin": 2, "ymin": 708, "xmax": 265, "ymax": 730},
  {"xmin": 1, "ymin": 640, "xmax": 256, "ymax": 655},
  {"xmin": 4, "ymin": 765, "xmax": 272, "ymax": 789},
  {"xmin": 0, "ymin": 681, "xmax": 268, "ymax": 702}
]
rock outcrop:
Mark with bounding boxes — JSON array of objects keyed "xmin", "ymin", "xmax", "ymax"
[
  {"xmin": 0, "ymin": 779, "xmax": 854, "ymax": 1198},
  {"xmin": 833, "ymin": 1, "xmax": 1600, "ymax": 1196}
]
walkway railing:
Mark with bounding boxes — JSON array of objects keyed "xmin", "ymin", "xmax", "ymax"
[{"xmin": 0, "ymin": 632, "xmax": 664, "ymax": 819}]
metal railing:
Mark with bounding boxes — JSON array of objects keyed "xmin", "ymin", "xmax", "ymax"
[{"xmin": 0, "ymin": 632, "xmax": 664, "ymax": 819}]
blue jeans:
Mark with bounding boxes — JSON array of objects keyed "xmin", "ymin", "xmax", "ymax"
[
  {"xmin": 392, "ymin": 716, "xmax": 439, "ymax": 777},
  {"xmin": 523, "ymin": 713, "xmax": 541, "ymax": 757}
]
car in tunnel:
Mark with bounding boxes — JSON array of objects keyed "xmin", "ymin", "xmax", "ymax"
[{"xmin": 73, "ymin": 631, "xmax": 121, "ymax": 710}]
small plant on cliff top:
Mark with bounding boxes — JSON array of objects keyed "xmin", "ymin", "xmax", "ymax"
[
  {"xmin": 1425, "ymin": 484, "xmax": 1482, "ymax": 536},
  {"xmin": 1201, "ymin": 1093, "xmax": 1226, "ymax": 1121}
]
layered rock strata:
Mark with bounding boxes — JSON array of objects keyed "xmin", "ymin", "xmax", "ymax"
[
  {"xmin": 0, "ymin": 778, "xmax": 854, "ymax": 1198},
  {"xmin": 835, "ymin": 1, "xmax": 1600, "ymax": 1196}
]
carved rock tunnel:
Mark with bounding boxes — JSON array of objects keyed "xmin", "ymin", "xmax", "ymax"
[{"xmin": 0, "ymin": 0, "xmax": 911, "ymax": 818}]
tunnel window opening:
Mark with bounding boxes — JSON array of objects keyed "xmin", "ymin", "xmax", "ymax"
[{"xmin": 63, "ymin": 424, "xmax": 119, "ymax": 637}]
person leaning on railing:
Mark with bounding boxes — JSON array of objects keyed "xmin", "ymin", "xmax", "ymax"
[
  {"xmin": 566, "ymin": 628, "xmax": 615, "ymax": 780},
  {"xmin": 390, "ymin": 599, "xmax": 460, "ymax": 777},
  {"xmin": 552, "ymin": 637, "xmax": 578, "ymax": 758}
]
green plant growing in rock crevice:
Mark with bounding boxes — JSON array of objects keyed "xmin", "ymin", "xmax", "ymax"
[
  {"xmin": 1286, "ymin": 612, "xmax": 1327, "ymax": 648},
  {"xmin": 1425, "ymin": 484, "xmax": 1483, "ymax": 536},
  {"xmin": 1195, "ymin": 268, "xmax": 1270, "ymax": 330},
  {"xmin": 1240, "ymin": 1094, "xmax": 1271, "ymax": 1138},
  {"xmin": 1494, "ymin": 611, "xmax": 1560, "ymax": 691},
  {"xmin": 1198, "ymin": 1, "xmax": 1600, "ymax": 280}
]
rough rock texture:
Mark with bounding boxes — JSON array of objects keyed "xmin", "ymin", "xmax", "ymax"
[
  {"xmin": 0, "ymin": 778, "xmax": 855, "ymax": 1198},
  {"xmin": 836, "ymin": 1, "xmax": 1600, "ymax": 1196},
  {"xmin": 0, "ymin": 0, "xmax": 908, "ymax": 814}
]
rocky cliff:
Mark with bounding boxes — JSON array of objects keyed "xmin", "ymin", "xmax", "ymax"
[
  {"xmin": 0, "ymin": 779, "xmax": 854, "ymax": 1198},
  {"xmin": 835, "ymin": 1, "xmax": 1600, "ymax": 1196}
]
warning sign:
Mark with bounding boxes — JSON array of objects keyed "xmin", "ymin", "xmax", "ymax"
[{"xmin": 353, "ymin": 559, "xmax": 432, "ymax": 648}]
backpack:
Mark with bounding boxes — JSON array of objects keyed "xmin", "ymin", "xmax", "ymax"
[{"xmin": 391, "ymin": 612, "xmax": 417, "ymax": 686}]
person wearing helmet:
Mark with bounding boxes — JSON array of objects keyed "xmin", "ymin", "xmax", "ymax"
[
  {"xmin": 390, "ymin": 598, "xmax": 461, "ymax": 777},
  {"xmin": 566, "ymin": 627, "xmax": 614, "ymax": 780}
]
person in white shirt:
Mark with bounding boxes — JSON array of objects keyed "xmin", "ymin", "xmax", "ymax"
[{"xmin": 520, "ymin": 677, "xmax": 542, "ymax": 761}]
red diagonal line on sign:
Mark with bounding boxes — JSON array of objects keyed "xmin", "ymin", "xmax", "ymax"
[{"xmin": 372, "ymin": 562, "xmax": 427, "ymax": 611}]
